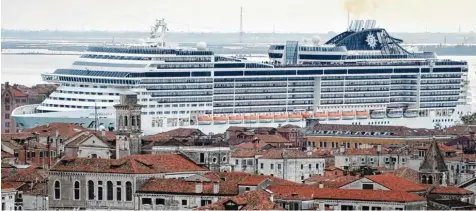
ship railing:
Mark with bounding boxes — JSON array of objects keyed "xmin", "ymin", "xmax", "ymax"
[{"xmin": 12, "ymin": 104, "xmax": 40, "ymax": 116}]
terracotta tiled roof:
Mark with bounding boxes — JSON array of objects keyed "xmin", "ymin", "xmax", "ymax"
[
  {"xmin": 25, "ymin": 123, "xmax": 85, "ymax": 138},
  {"xmin": 1, "ymin": 151, "xmax": 15, "ymax": 159},
  {"xmin": 305, "ymin": 175, "xmax": 360, "ymax": 188},
  {"xmin": 394, "ymin": 167, "xmax": 420, "ymax": 184},
  {"xmin": 142, "ymin": 128, "xmax": 205, "ymax": 142},
  {"xmin": 1, "ymin": 181, "xmax": 24, "ymax": 190},
  {"xmin": 226, "ymin": 126, "xmax": 276, "ymax": 133},
  {"xmin": 231, "ymin": 150, "xmax": 264, "ymax": 158},
  {"xmin": 203, "ymin": 172, "xmax": 297, "ymax": 195},
  {"xmin": 196, "ymin": 190, "xmax": 282, "ymax": 210},
  {"xmin": 3, "ymin": 165, "xmax": 48, "ymax": 183},
  {"xmin": 11, "ymin": 87, "xmax": 27, "ymax": 97},
  {"xmin": 312, "ymin": 124, "xmax": 446, "ymax": 137},
  {"xmin": 444, "ymin": 125, "xmax": 476, "ymax": 136},
  {"xmin": 254, "ymin": 134, "xmax": 292, "ymax": 144},
  {"xmin": 1, "ymin": 139, "xmax": 54, "ymax": 151},
  {"xmin": 1, "ymin": 133, "xmax": 35, "ymax": 141},
  {"xmin": 417, "ymin": 144, "xmax": 456, "ymax": 152},
  {"xmin": 268, "ymin": 185, "xmax": 426, "ymax": 202},
  {"xmin": 423, "ymin": 185, "xmax": 474, "ymax": 195},
  {"xmin": 140, "ymin": 178, "xmax": 218, "ymax": 194},
  {"xmin": 18, "ymin": 182, "xmax": 48, "ymax": 196},
  {"xmin": 235, "ymin": 141, "xmax": 272, "ymax": 150},
  {"xmin": 260, "ymin": 149, "xmax": 327, "ymax": 159},
  {"xmin": 445, "ymin": 154, "xmax": 476, "ymax": 162},
  {"xmin": 366, "ymin": 174, "xmax": 426, "ymax": 192},
  {"xmin": 51, "ymin": 154, "xmax": 206, "ymax": 174}
]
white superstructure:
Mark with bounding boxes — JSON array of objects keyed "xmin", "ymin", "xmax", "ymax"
[{"xmin": 13, "ymin": 19, "xmax": 471, "ymax": 135}]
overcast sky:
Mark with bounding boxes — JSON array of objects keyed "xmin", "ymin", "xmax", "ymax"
[{"xmin": 2, "ymin": 0, "xmax": 475, "ymax": 33}]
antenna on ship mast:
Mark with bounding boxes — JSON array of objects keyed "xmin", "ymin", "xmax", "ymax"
[
  {"xmin": 94, "ymin": 103, "xmax": 98, "ymax": 131},
  {"xmin": 239, "ymin": 6, "xmax": 244, "ymax": 45}
]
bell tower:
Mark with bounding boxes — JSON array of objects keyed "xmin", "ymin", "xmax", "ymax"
[
  {"xmin": 418, "ymin": 137, "xmax": 449, "ymax": 186},
  {"xmin": 114, "ymin": 93, "xmax": 145, "ymax": 158}
]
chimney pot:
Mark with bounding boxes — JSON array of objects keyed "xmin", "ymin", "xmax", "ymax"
[
  {"xmin": 213, "ymin": 182, "xmax": 219, "ymax": 194},
  {"xmin": 195, "ymin": 181, "xmax": 203, "ymax": 193}
]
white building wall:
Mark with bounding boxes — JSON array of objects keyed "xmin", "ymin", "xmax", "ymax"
[
  {"xmin": 22, "ymin": 194, "xmax": 49, "ymax": 210},
  {"xmin": 77, "ymin": 146, "xmax": 110, "ymax": 158},
  {"xmin": 258, "ymin": 158, "xmax": 325, "ymax": 182},
  {"xmin": 335, "ymin": 154, "xmax": 410, "ymax": 170},
  {"xmin": 1, "ymin": 190, "xmax": 16, "ymax": 211},
  {"xmin": 339, "ymin": 178, "xmax": 390, "ymax": 190},
  {"xmin": 230, "ymin": 157, "xmax": 256, "ymax": 174}
]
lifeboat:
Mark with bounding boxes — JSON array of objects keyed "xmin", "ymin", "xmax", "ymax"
[
  {"xmin": 387, "ymin": 108, "xmax": 403, "ymax": 118},
  {"xmin": 259, "ymin": 114, "xmax": 274, "ymax": 123},
  {"xmin": 302, "ymin": 112, "xmax": 312, "ymax": 119},
  {"xmin": 197, "ymin": 116, "xmax": 212, "ymax": 125},
  {"xmin": 213, "ymin": 116, "xmax": 228, "ymax": 124},
  {"xmin": 370, "ymin": 110, "xmax": 386, "ymax": 119},
  {"xmin": 404, "ymin": 109, "xmax": 418, "ymax": 118},
  {"xmin": 342, "ymin": 111, "xmax": 355, "ymax": 120},
  {"xmin": 244, "ymin": 115, "xmax": 258, "ymax": 124},
  {"xmin": 229, "ymin": 115, "xmax": 243, "ymax": 124},
  {"xmin": 288, "ymin": 114, "xmax": 303, "ymax": 122},
  {"xmin": 356, "ymin": 110, "xmax": 369, "ymax": 119},
  {"xmin": 328, "ymin": 111, "xmax": 342, "ymax": 120},
  {"xmin": 314, "ymin": 111, "xmax": 328, "ymax": 121},
  {"xmin": 274, "ymin": 114, "xmax": 288, "ymax": 123}
]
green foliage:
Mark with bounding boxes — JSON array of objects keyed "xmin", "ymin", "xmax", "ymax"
[{"xmin": 461, "ymin": 113, "xmax": 476, "ymax": 125}]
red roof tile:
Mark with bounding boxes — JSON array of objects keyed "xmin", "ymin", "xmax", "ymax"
[
  {"xmin": 140, "ymin": 178, "xmax": 217, "ymax": 194},
  {"xmin": 2, "ymin": 165, "xmax": 48, "ymax": 183},
  {"xmin": 25, "ymin": 123, "xmax": 85, "ymax": 138},
  {"xmin": 51, "ymin": 154, "xmax": 206, "ymax": 174},
  {"xmin": 268, "ymin": 185, "xmax": 426, "ymax": 202},
  {"xmin": 196, "ymin": 190, "xmax": 282, "ymax": 210},
  {"xmin": 1, "ymin": 181, "xmax": 24, "ymax": 190},
  {"xmin": 142, "ymin": 128, "xmax": 205, "ymax": 142},
  {"xmin": 254, "ymin": 134, "xmax": 292, "ymax": 144},
  {"xmin": 417, "ymin": 144, "xmax": 456, "ymax": 152},
  {"xmin": 11, "ymin": 87, "xmax": 27, "ymax": 97},
  {"xmin": 1, "ymin": 151, "xmax": 15, "ymax": 159},
  {"xmin": 235, "ymin": 141, "xmax": 272, "ymax": 150},
  {"xmin": 422, "ymin": 185, "xmax": 474, "ymax": 195},
  {"xmin": 305, "ymin": 175, "xmax": 360, "ymax": 188},
  {"xmin": 366, "ymin": 174, "xmax": 426, "ymax": 192},
  {"xmin": 203, "ymin": 172, "xmax": 297, "ymax": 195},
  {"xmin": 231, "ymin": 150, "xmax": 264, "ymax": 158}
]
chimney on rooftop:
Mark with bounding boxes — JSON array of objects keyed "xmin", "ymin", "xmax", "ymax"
[
  {"xmin": 101, "ymin": 130, "xmax": 106, "ymax": 137},
  {"xmin": 340, "ymin": 144, "xmax": 345, "ymax": 154},
  {"xmin": 195, "ymin": 181, "xmax": 203, "ymax": 193},
  {"xmin": 318, "ymin": 183, "xmax": 324, "ymax": 188},
  {"xmin": 213, "ymin": 181, "xmax": 219, "ymax": 194}
]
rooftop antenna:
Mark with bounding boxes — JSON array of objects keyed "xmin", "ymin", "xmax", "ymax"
[
  {"xmin": 347, "ymin": 12, "xmax": 350, "ymax": 30},
  {"xmin": 239, "ymin": 6, "xmax": 244, "ymax": 45}
]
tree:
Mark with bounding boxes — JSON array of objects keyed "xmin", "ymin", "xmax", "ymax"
[{"xmin": 461, "ymin": 113, "xmax": 476, "ymax": 125}]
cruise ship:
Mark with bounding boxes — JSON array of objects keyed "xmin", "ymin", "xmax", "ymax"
[{"xmin": 12, "ymin": 19, "xmax": 471, "ymax": 135}]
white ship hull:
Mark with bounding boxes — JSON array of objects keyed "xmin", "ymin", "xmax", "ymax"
[{"xmin": 13, "ymin": 104, "xmax": 471, "ymax": 135}]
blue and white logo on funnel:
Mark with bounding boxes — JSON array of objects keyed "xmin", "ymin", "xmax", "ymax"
[{"xmin": 366, "ymin": 33, "xmax": 378, "ymax": 49}]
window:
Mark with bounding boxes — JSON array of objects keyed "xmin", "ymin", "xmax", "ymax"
[
  {"xmin": 117, "ymin": 186, "xmax": 122, "ymax": 201},
  {"xmin": 142, "ymin": 198, "xmax": 152, "ymax": 205},
  {"xmin": 301, "ymin": 164, "xmax": 304, "ymax": 169},
  {"xmin": 201, "ymin": 199, "xmax": 212, "ymax": 206},
  {"xmin": 74, "ymin": 181, "xmax": 80, "ymax": 200},
  {"xmin": 54, "ymin": 181, "xmax": 61, "ymax": 199},
  {"xmin": 156, "ymin": 198, "xmax": 165, "ymax": 205},
  {"xmin": 5, "ymin": 114, "xmax": 9, "ymax": 119},
  {"xmin": 278, "ymin": 164, "xmax": 282, "ymax": 169},
  {"xmin": 200, "ymin": 153, "xmax": 205, "ymax": 163},
  {"xmin": 107, "ymin": 181, "xmax": 113, "ymax": 200},
  {"xmin": 235, "ymin": 160, "xmax": 239, "ymax": 165},
  {"xmin": 182, "ymin": 200, "xmax": 188, "ymax": 206},
  {"xmin": 316, "ymin": 164, "xmax": 319, "ymax": 169},
  {"xmin": 362, "ymin": 206, "xmax": 370, "ymax": 210},
  {"xmin": 88, "ymin": 180, "xmax": 95, "ymax": 200},
  {"xmin": 126, "ymin": 182, "xmax": 132, "ymax": 201},
  {"xmin": 362, "ymin": 184, "xmax": 374, "ymax": 190},
  {"xmin": 270, "ymin": 164, "xmax": 274, "ymax": 169},
  {"xmin": 4, "ymin": 122, "xmax": 10, "ymax": 127},
  {"xmin": 245, "ymin": 187, "xmax": 251, "ymax": 191},
  {"xmin": 309, "ymin": 164, "xmax": 312, "ymax": 169},
  {"xmin": 98, "ymin": 181, "xmax": 103, "ymax": 201}
]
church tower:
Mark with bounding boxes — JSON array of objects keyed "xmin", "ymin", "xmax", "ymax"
[
  {"xmin": 418, "ymin": 137, "xmax": 449, "ymax": 186},
  {"xmin": 114, "ymin": 93, "xmax": 145, "ymax": 158}
]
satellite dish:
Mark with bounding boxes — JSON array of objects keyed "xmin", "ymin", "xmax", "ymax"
[
  {"xmin": 312, "ymin": 36, "xmax": 321, "ymax": 45},
  {"xmin": 196, "ymin": 42, "xmax": 207, "ymax": 50}
]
